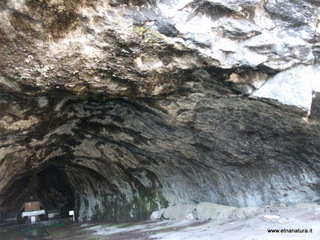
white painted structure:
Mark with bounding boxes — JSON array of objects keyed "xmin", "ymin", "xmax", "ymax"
[
  {"xmin": 22, "ymin": 210, "xmax": 46, "ymax": 223},
  {"xmin": 69, "ymin": 210, "xmax": 75, "ymax": 221}
]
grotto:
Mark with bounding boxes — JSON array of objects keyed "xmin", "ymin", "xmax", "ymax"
[{"xmin": 0, "ymin": 0, "xmax": 320, "ymax": 239}]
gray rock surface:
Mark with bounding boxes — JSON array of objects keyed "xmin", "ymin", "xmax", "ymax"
[
  {"xmin": 150, "ymin": 208, "xmax": 165, "ymax": 220},
  {"xmin": 0, "ymin": 0, "xmax": 319, "ymax": 106},
  {"xmin": 196, "ymin": 202, "xmax": 237, "ymax": 221},
  {"xmin": 252, "ymin": 65, "xmax": 319, "ymax": 109},
  {"xmin": 163, "ymin": 205, "xmax": 196, "ymax": 220},
  {"xmin": 159, "ymin": 203, "xmax": 264, "ymax": 220},
  {"xmin": 0, "ymin": 0, "xmax": 320, "ymax": 222}
]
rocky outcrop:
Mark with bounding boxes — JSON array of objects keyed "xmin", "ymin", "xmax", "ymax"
[
  {"xmin": 0, "ymin": 0, "xmax": 320, "ymax": 222},
  {"xmin": 150, "ymin": 202, "xmax": 265, "ymax": 221},
  {"xmin": 1, "ymin": 0, "xmax": 319, "ymax": 106}
]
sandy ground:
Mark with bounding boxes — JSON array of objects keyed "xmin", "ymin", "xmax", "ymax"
[{"xmin": 1, "ymin": 205, "xmax": 320, "ymax": 240}]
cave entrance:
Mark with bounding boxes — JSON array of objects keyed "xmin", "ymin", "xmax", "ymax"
[
  {"xmin": 35, "ymin": 166, "xmax": 75, "ymax": 219},
  {"xmin": 2, "ymin": 166, "xmax": 76, "ymax": 225}
]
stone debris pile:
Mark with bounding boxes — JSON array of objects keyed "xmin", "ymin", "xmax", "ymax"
[{"xmin": 151, "ymin": 202, "xmax": 265, "ymax": 221}]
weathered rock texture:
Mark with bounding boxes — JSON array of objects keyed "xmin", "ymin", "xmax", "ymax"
[
  {"xmin": 153, "ymin": 202, "xmax": 265, "ymax": 221},
  {"xmin": 0, "ymin": 0, "xmax": 320, "ymax": 222}
]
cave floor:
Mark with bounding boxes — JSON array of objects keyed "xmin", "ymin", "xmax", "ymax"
[{"xmin": 1, "ymin": 206, "xmax": 320, "ymax": 240}]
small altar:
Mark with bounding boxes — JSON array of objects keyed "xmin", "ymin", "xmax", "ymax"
[{"xmin": 21, "ymin": 201, "xmax": 45, "ymax": 223}]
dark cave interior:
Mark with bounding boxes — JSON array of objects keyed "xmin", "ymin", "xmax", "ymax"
[
  {"xmin": 2, "ymin": 165, "xmax": 76, "ymax": 222},
  {"xmin": 36, "ymin": 166, "xmax": 75, "ymax": 217}
]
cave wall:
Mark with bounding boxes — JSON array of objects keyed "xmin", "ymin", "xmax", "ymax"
[{"xmin": 0, "ymin": 0, "xmax": 320, "ymax": 222}]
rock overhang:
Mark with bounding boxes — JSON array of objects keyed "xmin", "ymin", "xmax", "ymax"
[{"xmin": 0, "ymin": 0, "xmax": 320, "ymax": 222}]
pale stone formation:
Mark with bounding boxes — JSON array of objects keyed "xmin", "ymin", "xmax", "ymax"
[
  {"xmin": 153, "ymin": 203, "xmax": 265, "ymax": 221},
  {"xmin": 196, "ymin": 202, "xmax": 237, "ymax": 221},
  {"xmin": 150, "ymin": 208, "xmax": 165, "ymax": 220},
  {"xmin": 252, "ymin": 65, "xmax": 320, "ymax": 110},
  {"xmin": 162, "ymin": 205, "xmax": 196, "ymax": 220}
]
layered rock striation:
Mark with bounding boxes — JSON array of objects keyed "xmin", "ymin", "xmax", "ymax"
[{"xmin": 0, "ymin": 0, "xmax": 320, "ymax": 221}]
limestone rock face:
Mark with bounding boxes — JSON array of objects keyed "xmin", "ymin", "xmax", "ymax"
[
  {"xmin": 196, "ymin": 202, "xmax": 238, "ymax": 221},
  {"xmin": 1, "ymin": 0, "xmax": 319, "ymax": 105},
  {"xmin": 150, "ymin": 203, "xmax": 265, "ymax": 220},
  {"xmin": 163, "ymin": 205, "xmax": 196, "ymax": 220},
  {"xmin": 252, "ymin": 65, "xmax": 319, "ymax": 109},
  {"xmin": 0, "ymin": 0, "xmax": 320, "ymax": 222}
]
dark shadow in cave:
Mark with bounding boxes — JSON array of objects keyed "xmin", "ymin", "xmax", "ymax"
[
  {"xmin": 36, "ymin": 166, "xmax": 75, "ymax": 219},
  {"xmin": 309, "ymin": 91, "xmax": 320, "ymax": 120},
  {"xmin": 1, "ymin": 166, "xmax": 76, "ymax": 224}
]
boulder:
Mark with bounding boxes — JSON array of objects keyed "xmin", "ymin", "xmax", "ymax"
[
  {"xmin": 150, "ymin": 208, "xmax": 165, "ymax": 220},
  {"xmin": 252, "ymin": 65, "xmax": 320, "ymax": 110},
  {"xmin": 162, "ymin": 205, "xmax": 196, "ymax": 220},
  {"xmin": 196, "ymin": 202, "xmax": 237, "ymax": 221}
]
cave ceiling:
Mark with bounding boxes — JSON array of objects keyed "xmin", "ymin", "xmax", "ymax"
[{"xmin": 0, "ymin": 0, "xmax": 320, "ymax": 222}]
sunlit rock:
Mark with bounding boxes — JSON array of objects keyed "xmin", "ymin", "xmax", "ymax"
[
  {"xmin": 163, "ymin": 205, "xmax": 196, "ymax": 220},
  {"xmin": 252, "ymin": 65, "xmax": 320, "ymax": 110}
]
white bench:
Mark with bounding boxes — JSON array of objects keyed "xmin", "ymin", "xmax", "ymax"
[{"xmin": 22, "ymin": 210, "xmax": 46, "ymax": 223}]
